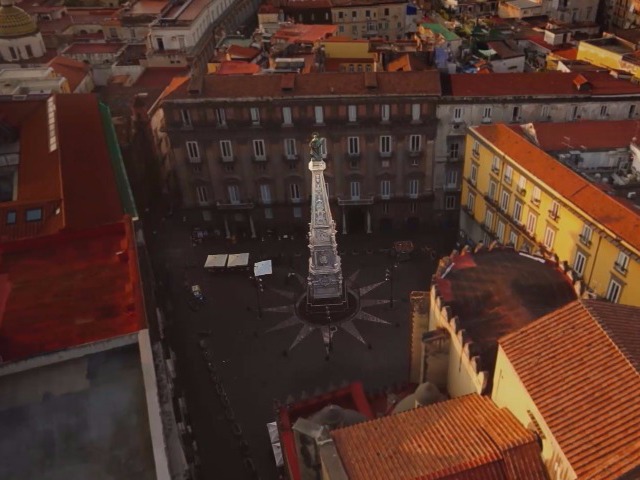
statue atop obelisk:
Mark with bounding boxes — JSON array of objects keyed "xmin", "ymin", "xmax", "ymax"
[{"xmin": 307, "ymin": 134, "xmax": 345, "ymax": 303}]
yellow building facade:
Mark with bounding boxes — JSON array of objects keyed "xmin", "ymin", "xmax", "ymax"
[
  {"xmin": 576, "ymin": 36, "xmax": 640, "ymax": 78},
  {"xmin": 460, "ymin": 124, "xmax": 640, "ymax": 306}
]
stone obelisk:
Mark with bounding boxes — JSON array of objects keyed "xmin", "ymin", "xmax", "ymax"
[{"xmin": 307, "ymin": 134, "xmax": 344, "ymax": 303}]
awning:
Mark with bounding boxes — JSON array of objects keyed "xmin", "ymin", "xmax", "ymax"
[
  {"xmin": 204, "ymin": 254, "xmax": 228, "ymax": 268},
  {"xmin": 227, "ymin": 253, "xmax": 250, "ymax": 268}
]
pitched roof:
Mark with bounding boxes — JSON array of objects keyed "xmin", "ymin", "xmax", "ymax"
[
  {"xmin": 517, "ymin": 119, "xmax": 640, "ymax": 151},
  {"xmin": 499, "ymin": 300, "xmax": 640, "ymax": 480},
  {"xmin": 331, "ymin": 394, "xmax": 549, "ymax": 480},
  {"xmin": 472, "ymin": 124, "xmax": 640, "ymax": 253},
  {"xmin": 163, "ymin": 70, "xmax": 442, "ymax": 100},
  {"xmin": 447, "ymin": 71, "xmax": 640, "ymax": 97},
  {"xmin": 48, "ymin": 55, "xmax": 90, "ymax": 92},
  {"xmin": 434, "ymin": 248, "xmax": 577, "ymax": 384}
]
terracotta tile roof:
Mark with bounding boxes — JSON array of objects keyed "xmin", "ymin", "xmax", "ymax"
[
  {"xmin": 272, "ymin": 23, "xmax": 337, "ymax": 43},
  {"xmin": 516, "ymin": 119, "xmax": 640, "ymax": 151},
  {"xmin": 216, "ymin": 61, "xmax": 261, "ymax": 75},
  {"xmin": 499, "ymin": 300, "xmax": 640, "ymax": 480},
  {"xmin": 331, "ymin": 394, "xmax": 548, "ymax": 480},
  {"xmin": 447, "ymin": 71, "xmax": 640, "ymax": 97},
  {"xmin": 0, "ymin": 220, "xmax": 144, "ymax": 362},
  {"xmin": 164, "ymin": 70, "xmax": 441, "ymax": 100},
  {"xmin": 62, "ymin": 42, "xmax": 125, "ymax": 55},
  {"xmin": 473, "ymin": 124, "xmax": 640, "ymax": 252},
  {"xmin": 552, "ymin": 47, "xmax": 578, "ymax": 60},
  {"xmin": 434, "ymin": 248, "xmax": 577, "ymax": 386},
  {"xmin": 48, "ymin": 56, "xmax": 90, "ymax": 92},
  {"xmin": 226, "ymin": 44, "xmax": 261, "ymax": 60}
]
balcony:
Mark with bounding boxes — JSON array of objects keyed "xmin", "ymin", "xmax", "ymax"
[
  {"xmin": 613, "ymin": 262, "xmax": 628, "ymax": 275},
  {"xmin": 379, "ymin": 151, "xmax": 392, "ymax": 159},
  {"xmin": 516, "ymin": 187, "xmax": 527, "ymax": 196},
  {"xmin": 220, "ymin": 156, "xmax": 237, "ymax": 163},
  {"xmin": 216, "ymin": 201, "xmax": 255, "ymax": 210},
  {"xmin": 337, "ymin": 195, "xmax": 374, "ymax": 206},
  {"xmin": 548, "ymin": 210, "xmax": 560, "ymax": 221},
  {"xmin": 347, "ymin": 151, "xmax": 361, "ymax": 159},
  {"xmin": 283, "ymin": 154, "xmax": 299, "ymax": 162},
  {"xmin": 491, "ymin": 166, "xmax": 500, "ymax": 175},
  {"xmin": 578, "ymin": 234, "xmax": 592, "ymax": 247},
  {"xmin": 408, "ymin": 149, "xmax": 422, "ymax": 158},
  {"xmin": 252, "ymin": 155, "xmax": 269, "ymax": 163}
]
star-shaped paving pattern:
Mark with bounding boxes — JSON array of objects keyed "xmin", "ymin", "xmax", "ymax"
[{"xmin": 263, "ymin": 269, "xmax": 391, "ymax": 354}]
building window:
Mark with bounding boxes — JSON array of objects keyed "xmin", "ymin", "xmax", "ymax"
[
  {"xmin": 541, "ymin": 105, "xmax": 550, "ymax": 120},
  {"xmin": 186, "ymin": 141, "xmax": 200, "ymax": 163},
  {"xmin": 180, "ymin": 109, "xmax": 192, "ymax": 127},
  {"xmin": 526, "ymin": 211, "xmax": 537, "ymax": 234},
  {"xmin": 482, "ymin": 106, "xmax": 492, "ymax": 122},
  {"xmin": 384, "ymin": 7, "xmax": 389, "ymax": 15},
  {"xmin": 549, "ymin": 200, "xmax": 560, "ymax": 220},
  {"xmin": 410, "ymin": 134, "xmax": 422, "ymax": 153},
  {"xmin": 26, "ymin": 208, "xmax": 42, "ymax": 222},
  {"xmin": 8, "ymin": 46, "xmax": 17, "ymax": 60},
  {"xmin": 500, "ymin": 191, "xmax": 510, "ymax": 212},
  {"xmin": 574, "ymin": 251, "xmax": 586, "ymax": 276},
  {"xmin": 511, "ymin": 106, "xmax": 520, "ymax": 122},
  {"xmin": 253, "ymin": 139, "xmax": 266, "ymax": 159},
  {"xmin": 488, "ymin": 180, "xmax": 497, "ymax": 200},
  {"xmin": 6, "ymin": 211, "xmax": 16, "ymax": 224},
  {"xmin": 606, "ymin": 278, "xmax": 622, "ymax": 303},
  {"xmin": 227, "ymin": 185, "xmax": 240, "ymax": 204},
  {"xmin": 445, "ymin": 195, "xmax": 456, "ymax": 210},
  {"xmin": 513, "ymin": 200, "xmax": 523, "ymax": 223},
  {"xmin": 580, "ymin": 224, "xmax": 593, "ymax": 246},
  {"xmin": 453, "ymin": 107, "xmax": 463, "ymax": 121},
  {"xmin": 449, "ymin": 142, "xmax": 459, "ymax": 160},
  {"xmin": 284, "ymin": 138, "xmax": 297, "ymax": 158},
  {"xmin": 629, "ymin": 104, "xmax": 636, "ymax": 119},
  {"xmin": 314, "ymin": 106, "xmax": 324, "ymax": 125},
  {"xmin": 470, "ymin": 163, "xmax": 478, "ymax": 185},
  {"xmin": 215, "ymin": 108, "xmax": 226, "ymax": 126},
  {"xmin": 408, "ymin": 179, "xmax": 419, "ymax": 198},
  {"xmin": 517, "ymin": 176, "xmax": 527, "ymax": 194},
  {"xmin": 484, "ymin": 209, "xmax": 494, "ymax": 231},
  {"xmin": 260, "ymin": 184, "xmax": 272, "ymax": 204},
  {"xmin": 411, "ymin": 104, "xmax": 420, "ymax": 122},
  {"xmin": 504, "ymin": 165, "xmax": 513, "ymax": 184},
  {"xmin": 220, "ymin": 140, "xmax": 233, "ymax": 160},
  {"xmin": 250, "ymin": 107, "xmax": 260, "ymax": 125},
  {"xmin": 543, "ymin": 226, "xmax": 556, "ymax": 249},
  {"xmin": 348, "ymin": 136, "xmax": 360, "ymax": 155},
  {"xmin": 491, "ymin": 156, "xmax": 500, "ymax": 173},
  {"xmin": 381, "ymin": 104, "xmax": 390, "ymax": 122},
  {"xmin": 614, "ymin": 251, "xmax": 630, "ymax": 274},
  {"xmin": 446, "ymin": 170, "xmax": 458, "ymax": 189},
  {"xmin": 47, "ymin": 97, "xmax": 57, "ymax": 152},
  {"xmin": 350, "ymin": 181, "xmax": 361, "ymax": 199},
  {"xmin": 348, "ymin": 105, "xmax": 357, "ymax": 123},
  {"xmin": 472, "ymin": 140, "xmax": 479, "ymax": 156},
  {"xmin": 282, "ymin": 107, "xmax": 292, "ymax": 125},
  {"xmin": 496, "ymin": 220, "xmax": 505, "ymax": 242},
  {"xmin": 379, "ymin": 135, "xmax": 392, "ymax": 155},
  {"xmin": 290, "ymin": 183, "xmax": 301, "ymax": 202},
  {"xmin": 196, "ymin": 186, "xmax": 210, "ymax": 204},
  {"xmin": 509, "ymin": 231, "xmax": 518, "ymax": 247},
  {"xmin": 380, "ymin": 179, "xmax": 391, "ymax": 199},
  {"xmin": 532, "ymin": 186, "xmax": 541, "ymax": 205},
  {"xmin": 600, "ymin": 105, "xmax": 608, "ymax": 118},
  {"xmin": 467, "ymin": 192, "xmax": 475, "ymax": 212}
]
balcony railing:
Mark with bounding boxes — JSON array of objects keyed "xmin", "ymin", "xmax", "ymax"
[
  {"xmin": 337, "ymin": 196, "xmax": 374, "ymax": 206},
  {"xmin": 216, "ymin": 201, "xmax": 254, "ymax": 210}
]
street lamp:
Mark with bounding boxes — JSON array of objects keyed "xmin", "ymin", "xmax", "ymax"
[{"xmin": 385, "ymin": 262, "xmax": 398, "ymax": 308}]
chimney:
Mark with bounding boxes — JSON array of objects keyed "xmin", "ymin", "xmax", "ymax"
[{"xmin": 188, "ymin": 68, "xmax": 204, "ymax": 95}]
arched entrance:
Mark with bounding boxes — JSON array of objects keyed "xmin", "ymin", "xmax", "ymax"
[{"xmin": 347, "ymin": 207, "xmax": 366, "ymax": 234}]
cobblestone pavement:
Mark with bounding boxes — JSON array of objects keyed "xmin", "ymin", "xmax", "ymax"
[{"xmin": 146, "ymin": 215, "xmax": 457, "ymax": 480}]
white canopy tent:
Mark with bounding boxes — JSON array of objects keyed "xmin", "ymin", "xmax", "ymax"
[
  {"xmin": 227, "ymin": 253, "xmax": 250, "ymax": 268},
  {"xmin": 204, "ymin": 254, "xmax": 228, "ymax": 269}
]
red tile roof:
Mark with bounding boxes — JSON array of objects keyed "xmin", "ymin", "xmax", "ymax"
[
  {"xmin": 62, "ymin": 42, "xmax": 125, "ymax": 55},
  {"xmin": 473, "ymin": 124, "xmax": 640, "ymax": 252},
  {"xmin": 134, "ymin": 67, "xmax": 189, "ymax": 89},
  {"xmin": 272, "ymin": 23, "xmax": 337, "ymax": 43},
  {"xmin": 226, "ymin": 44, "xmax": 261, "ymax": 60},
  {"xmin": 0, "ymin": 220, "xmax": 144, "ymax": 361},
  {"xmin": 515, "ymin": 119, "xmax": 640, "ymax": 151},
  {"xmin": 552, "ymin": 47, "xmax": 578, "ymax": 60},
  {"xmin": 434, "ymin": 248, "xmax": 577, "ymax": 386},
  {"xmin": 331, "ymin": 394, "xmax": 548, "ymax": 480},
  {"xmin": 499, "ymin": 300, "xmax": 640, "ymax": 480},
  {"xmin": 48, "ymin": 56, "xmax": 90, "ymax": 92},
  {"xmin": 448, "ymin": 71, "xmax": 640, "ymax": 97},
  {"xmin": 216, "ymin": 61, "xmax": 261, "ymax": 75},
  {"xmin": 164, "ymin": 71, "xmax": 441, "ymax": 100}
]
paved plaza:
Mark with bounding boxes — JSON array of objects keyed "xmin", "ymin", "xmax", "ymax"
[{"xmin": 147, "ymin": 215, "xmax": 457, "ymax": 479}]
